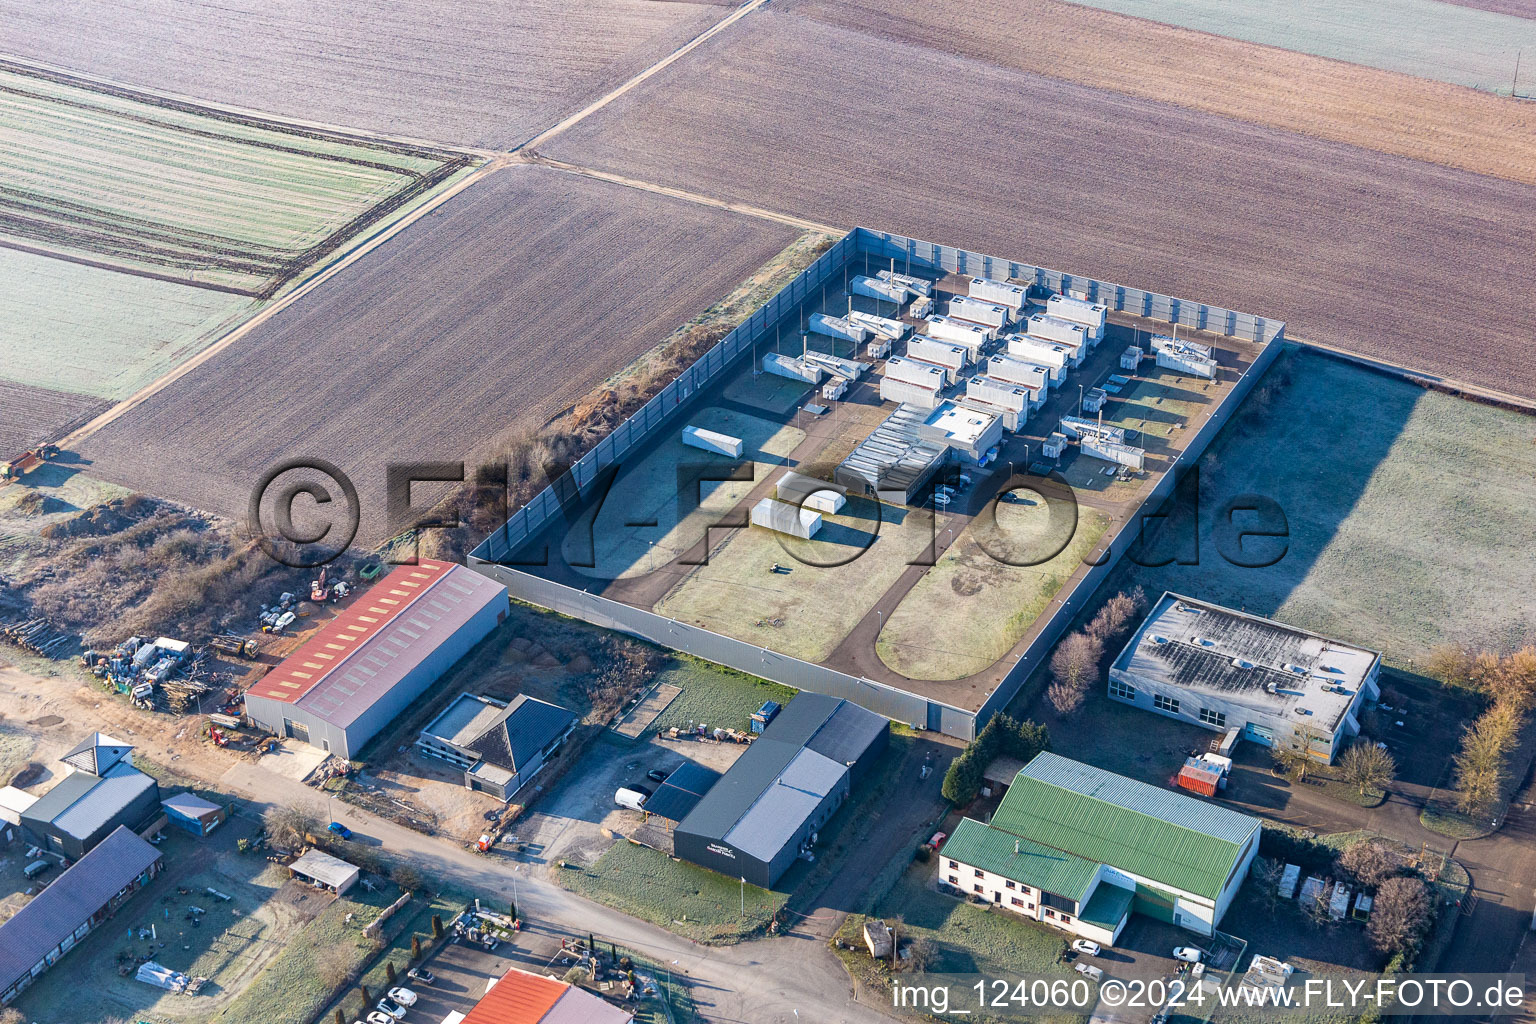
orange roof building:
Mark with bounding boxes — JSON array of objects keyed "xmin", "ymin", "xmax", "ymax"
[{"xmin": 460, "ymin": 966, "xmax": 632, "ymax": 1024}]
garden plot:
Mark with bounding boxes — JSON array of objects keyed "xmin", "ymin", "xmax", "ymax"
[
  {"xmin": 656, "ymin": 497, "xmax": 945, "ymax": 664},
  {"xmin": 547, "ymin": 9, "xmax": 1536, "ymax": 400},
  {"xmin": 877, "ymin": 506, "xmax": 1111, "ymax": 681},
  {"xmin": 562, "ymin": 407, "xmax": 805, "ymax": 579},
  {"xmin": 0, "ymin": 60, "xmax": 466, "ymax": 296},
  {"xmin": 1111, "ymin": 348, "xmax": 1536, "ymax": 665}
]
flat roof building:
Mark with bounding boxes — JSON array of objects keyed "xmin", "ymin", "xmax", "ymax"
[
  {"xmin": 1109, "ymin": 593, "xmax": 1381, "ymax": 763},
  {"xmin": 673, "ymin": 693, "xmax": 888, "ymax": 887},
  {"xmin": 417, "ymin": 693, "xmax": 578, "ymax": 802},
  {"xmin": 244, "ymin": 559, "xmax": 508, "ymax": 760},
  {"xmin": 916, "ymin": 402, "xmax": 1003, "ymax": 461},
  {"xmin": 939, "ymin": 753, "xmax": 1260, "ymax": 943},
  {"xmin": 836, "ymin": 405, "xmax": 950, "ymax": 504},
  {"xmin": 0, "ymin": 826, "xmax": 162, "ymax": 1004},
  {"xmin": 20, "ymin": 734, "xmax": 160, "ymax": 861}
]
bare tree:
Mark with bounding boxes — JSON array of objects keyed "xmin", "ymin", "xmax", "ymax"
[
  {"xmin": 264, "ymin": 802, "xmax": 319, "ymax": 850},
  {"xmin": 562, "ymin": 966, "xmax": 591, "ymax": 987},
  {"xmin": 1086, "ymin": 589, "xmax": 1147, "ymax": 642},
  {"xmin": 1301, "ymin": 883, "xmax": 1334, "ymax": 930},
  {"xmin": 1254, "ymin": 857, "xmax": 1286, "ymax": 912},
  {"xmin": 1424, "ymin": 644, "xmax": 1475, "ymax": 689},
  {"xmin": 1337, "ymin": 839, "xmax": 1396, "ymax": 889},
  {"xmin": 1368, "ymin": 877, "xmax": 1433, "ymax": 957},
  {"xmin": 1048, "ymin": 632, "xmax": 1103, "ymax": 717},
  {"xmin": 904, "ymin": 937, "xmax": 938, "ymax": 974},
  {"xmin": 315, "ymin": 942, "xmax": 354, "ymax": 991},
  {"xmin": 1339, "ymin": 743, "xmax": 1396, "ymax": 797},
  {"xmin": 1046, "ymin": 678, "xmax": 1087, "ymax": 716},
  {"xmin": 1272, "ymin": 748, "xmax": 1313, "ymax": 783}
]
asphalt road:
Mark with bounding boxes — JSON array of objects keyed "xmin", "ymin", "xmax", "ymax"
[{"xmin": 219, "ymin": 761, "xmax": 896, "ymax": 1024}]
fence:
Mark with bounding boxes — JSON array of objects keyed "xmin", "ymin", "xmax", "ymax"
[{"xmin": 469, "ymin": 227, "xmax": 1287, "ymax": 740}]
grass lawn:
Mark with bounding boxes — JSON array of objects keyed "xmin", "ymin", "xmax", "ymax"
[
  {"xmin": 555, "ymin": 839, "xmax": 788, "ymax": 945},
  {"xmin": 563, "ymin": 405, "xmax": 805, "ymax": 579},
  {"xmin": 647, "ymin": 656, "xmax": 797, "ymax": 736},
  {"xmin": 656, "ymin": 496, "xmax": 944, "ymax": 663},
  {"xmin": 877, "ymin": 505, "xmax": 1110, "ymax": 679},
  {"xmin": 1107, "ymin": 347, "xmax": 1536, "ymax": 670},
  {"xmin": 211, "ymin": 880, "xmax": 405, "ymax": 1024}
]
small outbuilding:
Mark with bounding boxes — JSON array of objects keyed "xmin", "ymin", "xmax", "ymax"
[
  {"xmin": 162, "ymin": 792, "xmax": 227, "ymax": 836},
  {"xmin": 289, "ymin": 848, "xmax": 359, "ymax": 895}
]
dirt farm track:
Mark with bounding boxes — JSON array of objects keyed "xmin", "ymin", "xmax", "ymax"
[
  {"xmin": 544, "ymin": 5, "xmax": 1536, "ymax": 401},
  {"xmin": 73, "ymin": 164, "xmax": 797, "ymax": 544}
]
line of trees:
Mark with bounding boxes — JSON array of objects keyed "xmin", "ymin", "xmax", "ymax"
[
  {"xmin": 940, "ymin": 713, "xmax": 1050, "ymax": 805},
  {"xmin": 1046, "ymin": 589, "xmax": 1145, "ymax": 716},
  {"xmin": 1428, "ymin": 645, "xmax": 1536, "ymax": 820}
]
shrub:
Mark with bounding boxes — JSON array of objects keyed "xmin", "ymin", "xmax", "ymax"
[
  {"xmin": 1368, "ymin": 877, "xmax": 1433, "ymax": 958},
  {"xmin": 940, "ymin": 714, "xmax": 1050, "ymax": 804}
]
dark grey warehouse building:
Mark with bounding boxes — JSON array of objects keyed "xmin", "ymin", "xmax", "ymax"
[{"xmin": 673, "ymin": 693, "xmax": 888, "ymax": 888}]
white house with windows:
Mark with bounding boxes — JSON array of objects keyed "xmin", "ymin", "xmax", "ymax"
[
  {"xmin": 1108, "ymin": 594, "xmax": 1381, "ymax": 764},
  {"xmin": 938, "ymin": 753, "xmax": 1261, "ymax": 943}
]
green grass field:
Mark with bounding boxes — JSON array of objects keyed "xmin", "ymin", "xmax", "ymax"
[
  {"xmin": 647, "ymin": 656, "xmax": 798, "ymax": 735},
  {"xmin": 0, "ymin": 63, "xmax": 456, "ymax": 293},
  {"xmin": 878, "ymin": 505, "xmax": 1110, "ymax": 679},
  {"xmin": 564, "ymin": 406, "xmax": 805, "ymax": 579},
  {"xmin": 557, "ymin": 839, "xmax": 788, "ymax": 944},
  {"xmin": 655, "ymin": 497, "xmax": 945, "ymax": 663},
  {"xmin": 1112, "ymin": 348, "xmax": 1536, "ymax": 667},
  {"xmin": 1065, "ymin": 0, "xmax": 1536, "ymax": 94}
]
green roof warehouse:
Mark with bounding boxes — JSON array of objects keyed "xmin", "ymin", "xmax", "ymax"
[{"xmin": 938, "ymin": 753, "xmax": 1260, "ymax": 944}]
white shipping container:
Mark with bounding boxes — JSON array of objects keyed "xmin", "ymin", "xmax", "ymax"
[
  {"xmin": 682, "ymin": 425, "xmax": 744, "ymax": 458},
  {"xmin": 967, "ymin": 275, "xmax": 1027, "ymax": 311},
  {"xmin": 1083, "ymin": 437, "xmax": 1145, "ymax": 470},
  {"xmin": 879, "ymin": 376, "xmax": 942, "ymax": 411},
  {"xmin": 949, "ymin": 294, "xmax": 1011, "ymax": 330},
  {"xmin": 809, "ymin": 313, "xmax": 869, "ymax": 344},
  {"xmin": 984, "ymin": 355, "xmax": 1049, "ymax": 401},
  {"xmin": 763, "ymin": 353, "xmax": 824, "ymax": 383},
  {"xmin": 1006, "ymin": 335, "xmax": 1069, "ymax": 379},
  {"xmin": 851, "ymin": 275, "xmax": 908, "ymax": 304},
  {"xmin": 1027, "ymin": 313, "xmax": 1090, "ymax": 349},
  {"xmin": 907, "ymin": 336, "xmax": 967, "ymax": 375},
  {"xmin": 926, "ymin": 315, "xmax": 992, "ymax": 351},
  {"xmin": 1046, "ymin": 294, "xmax": 1107, "ymax": 337},
  {"xmin": 847, "ymin": 310, "xmax": 907, "ymax": 340},
  {"xmin": 751, "ymin": 497, "xmax": 823, "ymax": 539},
  {"xmin": 1156, "ymin": 345, "xmax": 1217, "ymax": 379},
  {"xmin": 966, "ymin": 376, "xmax": 1030, "ymax": 416},
  {"xmin": 776, "ymin": 470, "xmax": 848, "ymax": 514},
  {"xmin": 883, "ymin": 355, "xmax": 949, "ymax": 390}
]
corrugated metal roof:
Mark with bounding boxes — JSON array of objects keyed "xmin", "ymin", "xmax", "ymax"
[
  {"xmin": 60, "ymin": 732, "xmax": 132, "ymax": 776},
  {"xmin": 723, "ymin": 748, "xmax": 845, "ymax": 862},
  {"xmin": 938, "ymin": 816, "xmax": 1099, "ymax": 901},
  {"xmin": 543, "ymin": 986, "xmax": 633, "ymax": 1024},
  {"xmin": 467, "ymin": 695, "xmax": 577, "ymax": 773},
  {"xmin": 991, "ymin": 753, "xmax": 1259, "ymax": 900},
  {"xmin": 459, "ymin": 968, "xmax": 566, "ymax": 1024},
  {"xmin": 246, "ymin": 560, "xmax": 507, "ymax": 728},
  {"xmin": 50, "ymin": 761, "xmax": 156, "ymax": 842},
  {"xmin": 806, "ymin": 701, "xmax": 888, "ymax": 767},
  {"xmin": 641, "ymin": 762, "xmax": 722, "ymax": 823},
  {"xmin": 289, "ymin": 849, "xmax": 359, "ymax": 889},
  {"xmin": 162, "ymin": 792, "xmax": 222, "ymax": 820},
  {"xmin": 0, "ymin": 826, "xmax": 160, "ymax": 988}
]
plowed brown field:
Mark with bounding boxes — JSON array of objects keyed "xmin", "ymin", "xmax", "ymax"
[
  {"xmin": 782, "ymin": 0, "xmax": 1536, "ymax": 186},
  {"xmin": 546, "ymin": 10, "xmax": 1536, "ymax": 398},
  {"xmin": 74, "ymin": 165, "xmax": 797, "ymax": 543},
  {"xmin": 0, "ymin": 381, "xmax": 109, "ymax": 457}
]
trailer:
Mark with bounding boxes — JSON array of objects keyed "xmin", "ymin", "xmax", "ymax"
[
  {"xmin": 809, "ymin": 313, "xmax": 869, "ymax": 345},
  {"xmin": 1120, "ymin": 345, "xmax": 1143, "ymax": 371},
  {"xmin": 682, "ymin": 425, "xmax": 744, "ymax": 458},
  {"xmin": 965, "ymin": 376, "xmax": 1031, "ymax": 426},
  {"xmin": 750, "ymin": 497, "xmax": 823, "ymax": 539},
  {"xmin": 879, "ymin": 376, "xmax": 942, "ymax": 411},
  {"xmin": 1083, "ymin": 437, "xmax": 1146, "ymax": 471},
  {"xmin": 821, "ymin": 377, "xmax": 848, "ymax": 401},
  {"xmin": 948, "ymin": 295, "xmax": 1011, "ymax": 331},
  {"xmin": 1156, "ymin": 341, "xmax": 1218, "ymax": 379},
  {"xmin": 1081, "ymin": 387, "xmax": 1107, "ymax": 414},
  {"xmin": 850, "ymin": 275, "xmax": 908, "ymax": 305},
  {"xmin": 984, "ymin": 356, "xmax": 1049, "ymax": 405},
  {"xmin": 1042, "ymin": 432, "xmax": 1069, "ymax": 459},
  {"xmin": 967, "ymin": 275, "xmax": 1027, "ymax": 312}
]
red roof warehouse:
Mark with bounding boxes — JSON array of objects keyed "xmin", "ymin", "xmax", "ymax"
[{"xmin": 243, "ymin": 559, "xmax": 507, "ymax": 759}]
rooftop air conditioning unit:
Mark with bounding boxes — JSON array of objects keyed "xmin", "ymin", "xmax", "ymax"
[{"xmin": 1231, "ymin": 658, "xmax": 1255, "ymax": 669}]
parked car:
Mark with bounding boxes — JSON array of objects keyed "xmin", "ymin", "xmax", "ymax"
[
  {"xmin": 387, "ymin": 987, "xmax": 418, "ymax": 1007},
  {"xmin": 923, "ymin": 831, "xmax": 948, "ymax": 851},
  {"xmin": 1071, "ymin": 939, "xmax": 1101, "ymax": 956},
  {"xmin": 646, "ymin": 768, "xmax": 670, "ymax": 783},
  {"xmin": 1074, "ymin": 963, "xmax": 1104, "ymax": 981},
  {"xmin": 327, "ymin": 821, "xmax": 352, "ymax": 840},
  {"xmin": 406, "ymin": 967, "xmax": 435, "ymax": 985},
  {"xmin": 376, "ymin": 998, "xmax": 409, "ymax": 1019},
  {"xmin": 365, "ymin": 1013, "xmax": 395, "ymax": 1024},
  {"xmin": 1172, "ymin": 947, "xmax": 1204, "ymax": 964}
]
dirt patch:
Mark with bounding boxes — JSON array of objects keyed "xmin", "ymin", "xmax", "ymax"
[{"xmin": 25, "ymin": 714, "xmax": 61, "ymax": 728}]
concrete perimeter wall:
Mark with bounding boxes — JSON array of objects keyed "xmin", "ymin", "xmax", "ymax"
[{"xmin": 469, "ymin": 228, "xmax": 1286, "ymax": 741}]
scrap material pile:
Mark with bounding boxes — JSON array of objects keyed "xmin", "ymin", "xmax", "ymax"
[
  {"xmin": 0, "ymin": 617, "xmax": 76, "ymax": 656},
  {"xmin": 81, "ymin": 635, "xmax": 216, "ymax": 712}
]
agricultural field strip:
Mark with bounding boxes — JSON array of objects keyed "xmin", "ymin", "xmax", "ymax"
[
  {"xmin": 781, "ymin": 0, "xmax": 1536, "ymax": 188},
  {"xmin": 543, "ymin": 9, "xmax": 1536, "ymax": 400},
  {"xmin": 0, "ymin": 59, "xmax": 472, "ymax": 295}
]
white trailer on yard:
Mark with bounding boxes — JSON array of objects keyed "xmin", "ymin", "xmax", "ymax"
[
  {"xmin": 967, "ymin": 275, "xmax": 1027, "ymax": 312},
  {"xmin": 850, "ymin": 275, "xmax": 909, "ymax": 305},
  {"xmin": 751, "ymin": 497, "xmax": 823, "ymax": 539},
  {"xmin": 682, "ymin": 425, "xmax": 744, "ymax": 458},
  {"xmin": 821, "ymin": 377, "xmax": 848, "ymax": 400},
  {"xmin": 1120, "ymin": 345, "xmax": 1143, "ymax": 371},
  {"xmin": 763, "ymin": 352, "xmax": 824, "ymax": 384},
  {"xmin": 1042, "ymin": 431, "xmax": 1069, "ymax": 458},
  {"xmin": 810, "ymin": 313, "xmax": 869, "ymax": 344},
  {"xmin": 847, "ymin": 310, "xmax": 907, "ymax": 341},
  {"xmin": 776, "ymin": 470, "xmax": 847, "ymax": 514},
  {"xmin": 926, "ymin": 314, "xmax": 992, "ymax": 352},
  {"xmin": 1046, "ymin": 294, "xmax": 1107, "ymax": 341},
  {"xmin": 948, "ymin": 294, "xmax": 1011, "ymax": 331}
]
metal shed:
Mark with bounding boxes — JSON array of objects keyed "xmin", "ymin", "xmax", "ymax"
[{"xmin": 289, "ymin": 849, "xmax": 360, "ymax": 894}]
